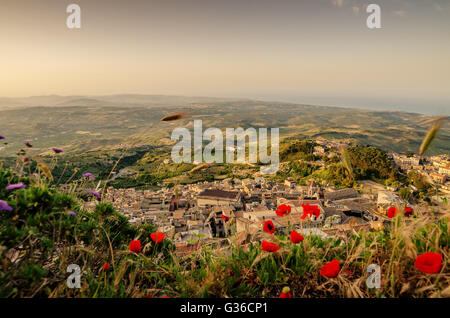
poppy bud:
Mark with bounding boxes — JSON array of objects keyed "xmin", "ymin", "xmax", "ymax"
[
  {"xmin": 279, "ymin": 286, "xmax": 292, "ymax": 298},
  {"xmin": 102, "ymin": 262, "xmax": 110, "ymax": 271}
]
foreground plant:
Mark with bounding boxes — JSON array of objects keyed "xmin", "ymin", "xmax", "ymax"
[
  {"xmin": 0, "ymin": 166, "xmax": 448, "ymax": 298},
  {"xmin": 419, "ymin": 116, "xmax": 446, "ymax": 156}
]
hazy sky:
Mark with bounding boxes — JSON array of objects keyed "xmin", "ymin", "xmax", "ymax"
[{"xmin": 0, "ymin": 0, "xmax": 449, "ymax": 113}]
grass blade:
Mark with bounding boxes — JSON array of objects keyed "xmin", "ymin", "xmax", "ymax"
[
  {"xmin": 340, "ymin": 147, "xmax": 353, "ymax": 178},
  {"xmin": 419, "ymin": 116, "xmax": 447, "ymax": 156}
]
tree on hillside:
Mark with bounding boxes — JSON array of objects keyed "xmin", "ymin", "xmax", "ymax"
[{"xmin": 347, "ymin": 146, "xmax": 398, "ymax": 181}]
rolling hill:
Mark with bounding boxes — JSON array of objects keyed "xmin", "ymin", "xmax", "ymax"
[{"xmin": 0, "ymin": 96, "xmax": 448, "ymax": 160}]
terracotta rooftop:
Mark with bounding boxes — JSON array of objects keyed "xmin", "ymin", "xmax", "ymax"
[
  {"xmin": 172, "ymin": 210, "xmax": 184, "ymax": 219},
  {"xmin": 174, "ymin": 242, "xmax": 200, "ymax": 257},
  {"xmin": 198, "ymin": 189, "xmax": 240, "ymax": 199},
  {"xmin": 324, "ymin": 188, "xmax": 358, "ymax": 201}
]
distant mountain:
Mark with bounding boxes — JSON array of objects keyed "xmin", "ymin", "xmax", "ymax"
[
  {"xmin": 55, "ymin": 98, "xmax": 110, "ymax": 107},
  {"xmin": 0, "ymin": 94, "xmax": 244, "ymax": 108},
  {"xmin": 1, "ymin": 94, "xmax": 448, "ymax": 116}
]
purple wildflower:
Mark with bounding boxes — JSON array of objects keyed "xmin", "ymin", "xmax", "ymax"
[
  {"xmin": 0, "ymin": 200, "xmax": 13, "ymax": 212},
  {"xmin": 88, "ymin": 190, "xmax": 101, "ymax": 200},
  {"xmin": 69, "ymin": 211, "xmax": 77, "ymax": 216},
  {"xmin": 0, "ymin": 136, "xmax": 5, "ymax": 140},
  {"xmin": 52, "ymin": 147, "xmax": 63, "ymax": 153},
  {"xmin": 82, "ymin": 173, "xmax": 95, "ymax": 180},
  {"xmin": 24, "ymin": 141, "xmax": 33, "ymax": 148},
  {"xmin": 6, "ymin": 182, "xmax": 26, "ymax": 190}
]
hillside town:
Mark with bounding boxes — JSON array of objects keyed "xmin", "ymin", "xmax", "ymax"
[
  {"xmin": 390, "ymin": 152, "xmax": 450, "ymax": 192},
  {"xmin": 83, "ymin": 140, "xmax": 450, "ymax": 257}
]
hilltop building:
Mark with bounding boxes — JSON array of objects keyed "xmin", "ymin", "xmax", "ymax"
[{"xmin": 197, "ymin": 189, "xmax": 242, "ymax": 208}]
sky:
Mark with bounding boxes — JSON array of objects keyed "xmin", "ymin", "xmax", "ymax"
[{"xmin": 0, "ymin": 0, "xmax": 449, "ymax": 114}]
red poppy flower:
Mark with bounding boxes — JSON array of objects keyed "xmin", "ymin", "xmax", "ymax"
[
  {"xmin": 300, "ymin": 203, "xmax": 320, "ymax": 219},
  {"xmin": 128, "ymin": 240, "xmax": 141, "ymax": 253},
  {"xmin": 279, "ymin": 287, "xmax": 292, "ymax": 298},
  {"xmin": 221, "ymin": 214, "xmax": 230, "ymax": 223},
  {"xmin": 151, "ymin": 232, "xmax": 165, "ymax": 244},
  {"xmin": 320, "ymin": 259, "xmax": 340, "ymax": 278},
  {"xmin": 387, "ymin": 206, "xmax": 398, "ymax": 218},
  {"xmin": 275, "ymin": 204, "xmax": 291, "ymax": 217},
  {"xmin": 404, "ymin": 206, "xmax": 414, "ymax": 217},
  {"xmin": 344, "ymin": 269, "xmax": 353, "ymax": 276},
  {"xmin": 102, "ymin": 262, "xmax": 110, "ymax": 271},
  {"xmin": 263, "ymin": 220, "xmax": 275, "ymax": 234},
  {"xmin": 261, "ymin": 241, "xmax": 280, "ymax": 253},
  {"xmin": 290, "ymin": 231, "xmax": 304, "ymax": 244},
  {"xmin": 414, "ymin": 252, "xmax": 442, "ymax": 274}
]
